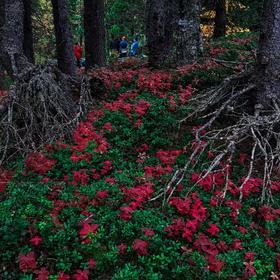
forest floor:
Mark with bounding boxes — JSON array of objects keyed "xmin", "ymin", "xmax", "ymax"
[{"xmin": 0, "ymin": 32, "xmax": 279, "ymax": 280}]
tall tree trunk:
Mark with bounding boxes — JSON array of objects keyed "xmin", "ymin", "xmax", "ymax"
[
  {"xmin": 23, "ymin": 0, "xmax": 34, "ymax": 63},
  {"xmin": 80, "ymin": 0, "xmax": 84, "ymax": 46},
  {"xmin": 0, "ymin": 0, "xmax": 28, "ymax": 77},
  {"xmin": 84, "ymin": 0, "xmax": 105, "ymax": 69},
  {"xmin": 147, "ymin": 0, "xmax": 202, "ymax": 68},
  {"xmin": 146, "ymin": 0, "xmax": 173, "ymax": 68},
  {"xmin": 51, "ymin": 0, "xmax": 76, "ymax": 76},
  {"xmin": 213, "ymin": 0, "xmax": 226, "ymax": 39},
  {"xmin": 0, "ymin": 66, "xmax": 4, "ymax": 89},
  {"xmin": 173, "ymin": 0, "xmax": 202, "ymax": 66},
  {"xmin": 256, "ymin": 0, "xmax": 280, "ymax": 107},
  {"xmin": 0, "ymin": 0, "xmax": 5, "ymax": 88}
]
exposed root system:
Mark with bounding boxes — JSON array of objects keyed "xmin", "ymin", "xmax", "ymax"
[
  {"xmin": 0, "ymin": 65, "xmax": 93, "ymax": 164},
  {"xmin": 157, "ymin": 71, "xmax": 280, "ymax": 204}
]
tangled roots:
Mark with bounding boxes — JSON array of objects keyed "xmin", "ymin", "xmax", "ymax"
[
  {"xmin": 156, "ymin": 71, "xmax": 280, "ymax": 204},
  {"xmin": 0, "ymin": 65, "xmax": 93, "ymax": 164}
]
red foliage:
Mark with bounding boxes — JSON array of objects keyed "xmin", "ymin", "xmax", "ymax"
[
  {"xmin": 136, "ymin": 71, "xmax": 172, "ymax": 95},
  {"xmin": 79, "ymin": 223, "xmax": 99, "ymax": 240},
  {"xmin": 57, "ymin": 272, "xmax": 70, "ymax": 280},
  {"xmin": 25, "ymin": 153, "xmax": 56, "ymax": 175},
  {"xmin": 144, "ymin": 165, "xmax": 172, "ymax": 178},
  {"xmin": 245, "ymin": 252, "xmax": 256, "ymax": 261},
  {"xmin": 118, "ymin": 205, "xmax": 134, "ymax": 220},
  {"xmin": 244, "ymin": 261, "xmax": 256, "ymax": 279},
  {"xmin": 71, "ymin": 169, "xmax": 90, "ymax": 186},
  {"xmin": 165, "ymin": 218, "xmax": 186, "ymax": 237},
  {"xmin": 72, "ymin": 122, "xmax": 109, "ymax": 153},
  {"xmin": 0, "ymin": 90, "xmax": 8, "ymax": 98},
  {"xmin": 0, "ymin": 168, "xmax": 13, "ymax": 193},
  {"xmin": 88, "ymin": 258, "xmax": 96, "ymax": 269},
  {"xmin": 132, "ymin": 239, "xmax": 149, "ymax": 256},
  {"xmin": 95, "ymin": 189, "xmax": 109, "ymax": 200},
  {"xmin": 135, "ymin": 99, "xmax": 151, "ymax": 117},
  {"xmin": 142, "ymin": 228, "xmax": 155, "ymax": 237},
  {"xmin": 206, "ymin": 224, "xmax": 220, "ymax": 236},
  {"xmin": 182, "ymin": 228, "xmax": 193, "ymax": 242},
  {"xmin": 72, "ymin": 270, "xmax": 89, "ymax": 280},
  {"xmin": 169, "ymin": 197, "xmax": 191, "ymax": 216},
  {"xmin": 206, "ymin": 255, "xmax": 225, "ymax": 272},
  {"xmin": 19, "ymin": 252, "xmax": 37, "ymax": 272},
  {"xmin": 117, "ymin": 243, "xmax": 128, "ymax": 254},
  {"xmin": 178, "ymin": 84, "xmax": 192, "ymax": 104},
  {"xmin": 123, "ymin": 182, "xmax": 154, "ymax": 202},
  {"xmin": 232, "ymin": 239, "xmax": 243, "ymax": 250},
  {"xmin": 155, "ymin": 150, "xmax": 182, "ymax": 165},
  {"xmin": 30, "ymin": 236, "xmax": 42, "ymax": 246},
  {"xmin": 102, "ymin": 122, "xmax": 113, "ymax": 132},
  {"xmin": 35, "ymin": 267, "xmax": 49, "ymax": 280},
  {"xmin": 190, "ymin": 199, "xmax": 207, "ymax": 221},
  {"xmin": 194, "ymin": 233, "xmax": 218, "ymax": 257}
]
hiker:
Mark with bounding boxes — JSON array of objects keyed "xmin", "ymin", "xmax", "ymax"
[
  {"xmin": 73, "ymin": 42, "xmax": 83, "ymax": 68},
  {"xmin": 119, "ymin": 36, "xmax": 128, "ymax": 58},
  {"xmin": 129, "ymin": 38, "xmax": 139, "ymax": 57}
]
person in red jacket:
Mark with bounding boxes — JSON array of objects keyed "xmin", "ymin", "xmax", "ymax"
[{"xmin": 73, "ymin": 42, "xmax": 83, "ymax": 68}]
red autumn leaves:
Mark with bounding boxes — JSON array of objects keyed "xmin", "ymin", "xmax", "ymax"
[{"xmin": 25, "ymin": 152, "xmax": 56, "ymax": 175}]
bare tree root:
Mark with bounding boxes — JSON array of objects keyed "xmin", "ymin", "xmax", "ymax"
[
  {"xmin": 153, "ymin": 71, "xmax": 280, "ymax": 205},
  {"xmin": 0, "ymin": 65, "xmax": 93, "ymax": 164}
]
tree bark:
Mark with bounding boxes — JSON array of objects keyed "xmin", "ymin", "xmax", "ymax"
[
  {"xmin": 0, "ymin": 0, "xmax": 28, "ymax": 77},
  {"xmin": 213, "ymin": 0, "xmax": 226, "ymax": 39},
  {"xmin": 256, "ymin": 0, "xmax": 280, "ymax": 107},
  {"xmin": 147, "ymin": 0, "xmax": 202, "ymax": 68},
  {"xmin": 84, "ymin": 0, "xmax": 106, "ymax": 69},
  {"xmin": 146, "ymin": 0, "xmax": 173, "ymax": 68},
  {"xmin": 0, "ymin": 0, "xmax": 5, "ymax": 88},
  {"xmin": 23, "ymin": 0, "xmax": 35, "ymax": 63},
  {"xmin": 173, "ymin": 0, "xmax": 202, "ymax": 66},
  {"xmin": 51, "ymin": 0, "xmax": 76, "ymax": 76},
  {"xmin": 0, "ymin": 66, "xmax": 4, "ymax": 89}
]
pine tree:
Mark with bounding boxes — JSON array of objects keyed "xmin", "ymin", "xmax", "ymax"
[
  {"xmin": 147, "ymin": 0, "xmax": 202, "ymax": 68},
  {"xmin": 256, "ymin": 0, "xmax": 280, "ymax": 106},
  {"xmin": 213, "ymin": 0, "xmax": 226, "ymax": 38},
  {"xmin": 51, "ymin": 0, "xmax": 76, "ymax": 76},
  {"xmin": 84, "ymin": 0, "xmax": 105, "ymax": 69},
  {"xmin": 23, "ymin": 0, "xmax": 35, "ymax": 63},
  {"xmin": 0, "ymin": 0, "xmax": 28, "ymax": 77}
]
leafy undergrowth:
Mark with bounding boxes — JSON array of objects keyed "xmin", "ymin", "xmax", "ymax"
[{"xmin": 1, "ymin": 33, "xmax": 280, "ymax": 280}]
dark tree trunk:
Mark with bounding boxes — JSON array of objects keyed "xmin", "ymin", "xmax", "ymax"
[
  {"xmin": 51, "ymin": 0, "xmax": 76, "ymax": 76},
  {"xmin": 0, "ymin": 0, "xmax": 5, "ymax": 88},
  {"xmin": 256, "ymin": 0, "xmax": 280, "ymax": 107},
  {"xmin": 0, "ymin": 66, "xmax": 4, "ymax": 89},
  {"xmin": 23, "ymin": 0, "xmax": 35, "ymax": 63},
  {"xmin": 80, "ymin": 0, "xmax": 84, "ymax": 46},
  {"xmin": 213, "ymin": 0, "xmax": 226, "ymax": 38},
  {"xmin": 84, "ymin": 0, "xmax": 105, "ymax": 69},
  {"xmin": 147, "ymin": 0, "xmax": 202, "ymax": 68},
  {"xmin": 0, "ymin": 0, "xmax": 28, "ymax": 77},
  {"xmin": 146, "ymin": 0, "xmax": 173, "ymax": 68},
  {"xmin": 173, "ymin": 0, "xmax": 202, "ymax": 66}
]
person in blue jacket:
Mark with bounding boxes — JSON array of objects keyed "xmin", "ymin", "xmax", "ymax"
[
  {"xmin": 119, "ymin": 36, "xmax": 128, "ymax": 58},
  {"xmin": 129, "ymin": 38, "xmax": 139, "ymax": 57}
]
